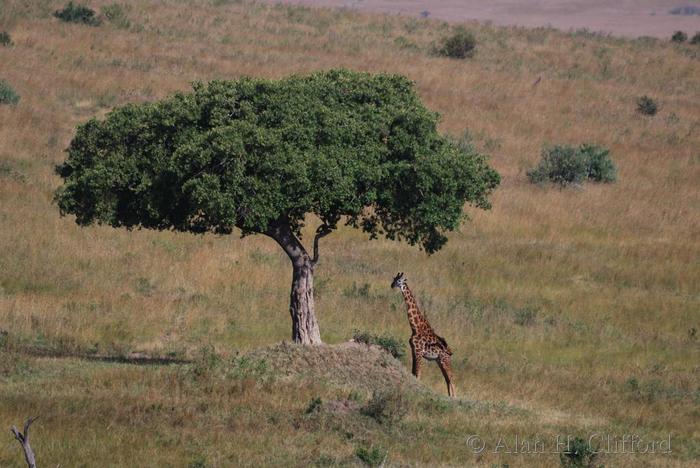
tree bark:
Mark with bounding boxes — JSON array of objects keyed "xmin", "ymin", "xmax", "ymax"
[
  {"xmin": 267, "ymin": 222, "xmax": 323, "ymax": 345},
  {"xmin": 11, "ymin": 417, "xmax": 37, "ymax": 468}
]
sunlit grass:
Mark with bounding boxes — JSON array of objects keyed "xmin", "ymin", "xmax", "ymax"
[{"xmin": 0, "ymin": 0, "xmax": 698, "ymax": 465}]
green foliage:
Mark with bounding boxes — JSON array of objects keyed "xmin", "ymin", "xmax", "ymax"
[
  {"xmin": 305, "ymin": 396, "xmax": 323, "ymax": 414},
  {"xmin": 637, "ymin": 95, "xmax": 658, "ymax": 115},
  {"xmin": 0, "ymin": 32, "xmax": 12, "ymax": 46},
  {"xmin": 187, "ymin": 458, "xmax": 209, "ymax": 468},
  {"xmin": 671, "ymin": 31, "xmax": 687, "ymax": 43},
  {"xmin": 190, "ymin": 344, "xmax": 222, "ymax": 381},
  {"xmin": 103, "ymin": 3, "xmax": 130, "ymax": 29},
  {"xmin": 352, "ymin": 330, "xmax": 406, "ymax": 359},
  {"xmin": 559, "ymin": 436, "xmax": 599, "ymax": 468},
  {"xmin": 583, "ymin": 144, "xmax": 617, "ymax": 182},
  {"xmin": 691, "ymin": 32, "xmax": 700, "ymax": 45},
  {"xmin": 0, "ymin": 80, "xmax": 20, "ymax": 105},
  {"xmin": 355, "ymin": 446, "xmax": 387, "ymax": 467},
  {"xmin": 361, "ymin": 388, "xmax": 408, "ymax": 424},
  {"xmin": 343, "ymin": 281, "xmax": 372, "ymax": 298},
  {"xmin": 435, "ymin": 27, "xmax": 476, "ymax": 59},
  {"xmin": 527, "ymin": 144, "xmax": 616, "ymax": 186},
  {"xmin": 513, "ymin": 307, "xmax": 537, "ymax": 326},
  {"xmin": 55, "ymin": 69, "xmax": 499, "ymax": 254},
  {"xmin": 54, "ymin": 2, "xmax": 102, "ymax": 26}
]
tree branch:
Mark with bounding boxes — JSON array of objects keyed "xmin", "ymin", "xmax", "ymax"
[
  {"xmin": 311, "ymin": 224, "xmax": 332, "ymax": 266},
  {"xmin": 11, "ymin": 417, "xmax": 38, "ymax": 468}
]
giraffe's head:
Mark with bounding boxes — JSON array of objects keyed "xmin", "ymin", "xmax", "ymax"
[{"xmin": 391, "ymin": 272, "xmax": 406, "ymax": 290}]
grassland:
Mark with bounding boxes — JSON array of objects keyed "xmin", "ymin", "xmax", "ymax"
[{"xmin": 1, "ymin": 0, "xmax": 699, "ymax": 466}]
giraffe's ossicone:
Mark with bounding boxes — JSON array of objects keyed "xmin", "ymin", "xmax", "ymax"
[{"xmin": 391, "ymin": 272, "xmax": 456, "ymax": 397}]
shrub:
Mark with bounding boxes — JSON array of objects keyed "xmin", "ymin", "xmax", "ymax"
[
  {"xmin": 691, "ymin": 32, "xmax": 700, "ymax": 45},
  {"xmin": 189, "ymin": 344, "xmax": 221, "ymax": 381},
  {"xmin": 637, "ymin": 95, "xmax": 658, "ymax": 115},
  {"xmin": 0, "ymin": 32, "xmax": 12, "ymax": 46},
  {"xmin": 559, "ymin": 436, "xmax": 599, "ymax": 467},
  {"xmin": 305, "ymin": 396, "xmax": 322, "ymax": 414},
  {"xmin": 527, "ymin": 144, "xmax": 616, "ymax": 186},
  {"xmin": 103, "ymin": 3, "xmax": 130, "ymax": 29},
  {"xmin": 513, "ymin": 307, "xmax": 537, "ymax": 326},
  {"xmin": 352, "ymin": 330, "xmax": 406, "ymax": 359},
  {"xmin": 669, "ymin": 6, "xmax": 700, "ymax": 16},
  {"xmin": 436, "ymin": 27, "xmax": 476, "ymax": 59},
  {"xmin": 528, "ymin": 145, "xmax": 587, "ymax": 185},
  {"xmin": 0, "ymin": 80, "xmax": 20, "ymax": 105},
  {"xmin": 361, "ymin": 388, "xmax": 408, "ymax": 424},
  {"xmin": 54, "ymin": 2, "xmax": 102, "ymax": 26},
  {"xmin": 671, "ymin": 30, "xmax": 687, "ymax": 42},
  {"xmin": 355, "ymin": 446, "xmax": 387, "ymax": 467},
  {"xmin": 582, "ymin": 144, "xmax": 616, "ymax": 182}
]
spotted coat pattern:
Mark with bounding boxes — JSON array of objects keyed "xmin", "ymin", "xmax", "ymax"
[{"xmin": 391, "ymin": 272, "xmax": 455, "ymax": 397}]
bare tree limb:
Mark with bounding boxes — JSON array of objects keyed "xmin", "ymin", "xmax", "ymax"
[
  {"xmin": 11, "ymin": 417, "xmax": 38, "ymax": 468},
  {"xmin": 311, "ymin": 224, "xmax": 332, "ymax": 267}
]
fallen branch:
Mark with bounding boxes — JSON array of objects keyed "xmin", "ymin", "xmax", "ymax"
[{"xmin": 11, "ymin": 417, "xmax": 38, "ymax": 468}]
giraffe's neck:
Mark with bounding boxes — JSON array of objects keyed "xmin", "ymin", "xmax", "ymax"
[{"xmin": 400, "ymin": 284, "xmax": 429, "ymax": 334}]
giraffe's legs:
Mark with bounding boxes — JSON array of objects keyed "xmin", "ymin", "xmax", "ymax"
[
  {"xmin": 438, "ymin": 356, "xmax": 456, "ymax": 398},
  {"xmin": 411, "ymin": 350, "xmax": 423, "ymax": 378}
]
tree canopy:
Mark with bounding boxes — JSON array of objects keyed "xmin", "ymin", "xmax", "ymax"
[{"xmin": 55, "ymin": 69, "xmax": 499, "ymax": 253}]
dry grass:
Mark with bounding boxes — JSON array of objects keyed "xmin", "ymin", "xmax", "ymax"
[{"xmin": 0, "ymin": 0, "xmax": 699, "ymax": 466}]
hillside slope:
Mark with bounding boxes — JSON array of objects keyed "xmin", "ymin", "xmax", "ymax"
[{"xmin": 0, "ymin": 0, "xmax": 698, "ymax": 466}]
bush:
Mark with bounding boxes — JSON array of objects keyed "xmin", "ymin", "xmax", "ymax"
[
  {"xmin": 361, "ymin": 388, "xmax": 408, "ymax": 425},
  {"xmin": 559, "ymin": 436, "xmax": 599, "ymax": 467},
  {"xmin": 103, "ymin": 3, "xmax": 130, "ymax": 29},
  {"xmin": 527, "ymin": 144, "xmax": 616, "ymax": 186},
  {"xmin": 54, "ymin": 2, "xmax": 102, "ymax": 26},
  {"xmin": 352, "ymin": 330, "xmax": 406, "ymax": 359},
  {"xmin": 691, "ymin": 32, "xmax": 700, "ymax": 45},
  {"xmin": 513, "ymin": 307, "xmax": 537, "ymax": 326},
  {"xmin": 637, "ymin": 95, "xmax": 658, "ymax": 115},
  {"xmin": 305, "ymin": 396, "xmax": 322, "ymax": 414},
  {"xmin": 355, "ymin": 446, "xmax": 387, "ymax": 467},
  {"xmin": 582, "ymin": 144, "xmax": 616, "ymax": 182},
  {"xmin": 0, "ymin": 80, "xmax": 20, "ymax": 105},
  {"xmin": 435, "ymin": 27, "xmax": 476, "ymax": 59},
  {"xmin": 0, "ymin": 32, "xmax": 12, "ymax": 46},
  {"xmin": 669, "ymin": 6, "xmax": 700, "ymax": 16},
  {"xmin": 671, "ymin": 30, "xmax": 687, "ymax": 42}
]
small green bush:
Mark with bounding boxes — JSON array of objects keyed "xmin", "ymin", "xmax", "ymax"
[
  {"xmin": 527, "ymin": 144, "xmax": 616, "ymax": 186},
  {"xmin": 352, "ymin": 330, "xmax": 406, "ymax": 359},
  {"xmin": 361, "ymin": 389, "xmax": 408, "ymax": 425},
  {"xmin": 513, "ymin": 307, "xmax": 537, "ymax": 326},
  {"xmin": 671, "ymin": 31, "xmax": 687, "ymax": 42},
  {"xmin": 582, "ymin": 144, "xmax": 616, "ymax": 182},
  {"xmin": 355, "ymin": 446, "xmax": 387, "ymax": 467},
  {"xmin": 559, "ymin": 436, "xmax": 599, "ymax": 468},
  {"xmin": 435, "ymin": 27, "xmax": 476, "ymax": 59},
  {"xmin": 304, "ymin": 396, "xmax": 322, "ymax": 414},
  {"xmin": 637, "ymin": 95, "xmax": 658, "ymax": 115},
  {"xmin": 691, "ymin": 32, "xmax": 700, "ymax": 45},
  {"xmin": 103, "ymin": 3, "xmax": 130, "ymax": 29},
  {"xmin": 0, "ymin": 32, "xmax": 12, "ymax": 46},
  {"xmin": 54, "ymin": 2, "xmax": 102, "ymax": 26},
  {"xmin": 0, "ymin": 80, "xmax": 20, "ymax": 105}
]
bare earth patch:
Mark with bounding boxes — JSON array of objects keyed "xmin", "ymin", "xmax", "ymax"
[{"xmin": 269, "ymin": 0, "xmax": 700, "ymax": 37}]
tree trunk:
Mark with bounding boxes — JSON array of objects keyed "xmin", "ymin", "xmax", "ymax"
[
  {"xmin": 289, "ymin": 255, "xmax": 322, "ymax": 345},
  {"xmin": 11, "ymin": 417, "xmax": 38, "ymax": 468},
  {"xmin": 267, "ymin": 222, "xmax": 323, "ymax": 345}
]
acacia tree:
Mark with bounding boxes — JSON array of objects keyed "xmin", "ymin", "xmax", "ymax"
[{"xmin": 54, "ymin": 69, "xmax": 499, "ymax": 345}]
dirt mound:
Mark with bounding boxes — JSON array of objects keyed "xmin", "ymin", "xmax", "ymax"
[{"xmin": 243, "ymin": 341, "xmax": 426, "ymax": 394}]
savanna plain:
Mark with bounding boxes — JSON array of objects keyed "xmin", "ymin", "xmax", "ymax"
[{"xmin": 0, "ymin": 0, "xmax": 699, "ymax": 466}]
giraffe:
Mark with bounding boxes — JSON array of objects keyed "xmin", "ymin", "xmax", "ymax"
[{"xmin": 391, "ymin": 272, "xmax": 456, "ymax": 397}]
